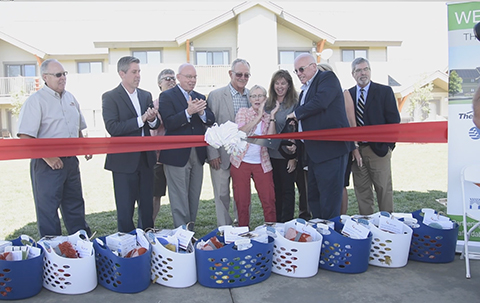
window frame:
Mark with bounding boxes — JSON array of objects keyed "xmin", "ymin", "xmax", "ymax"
[
  {"xmin": 341, "ymin": 49, "xmax": 368, "ymax": 62},
  {"xmin": 194, "ymin": 49, "xmax": 230, "ymax": 66},
  {"xmin": 131, "ymin": 50, "xmax": 162, "ymax": 64},
  {"xmin": 77, "ymin": 61, "xmax": 104, "ymax": 74}
]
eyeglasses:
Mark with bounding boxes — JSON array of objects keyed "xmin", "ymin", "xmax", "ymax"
[
  {"xmin": 233, "ymin": 72, "xmax": 250, "ymax": 79},
  {"xmin": 293, "ymin": 63, "xmax": 314, "ymax": 75},
  {"xmin": 44, "ymin": 71, "xmax": 68, "ymax": 78},
  {"xmin": 354, "ymin": 67, "xmax": 370, "ymax": 74},
  {"xmin": 180, "ymin": 74, "xmax": 197, "ymax": 80},
  {"xmin": 250, "ymin": 94, "xmax": 265, "ymax": 99},
  {"xmin": 160, "ymin": 76, "xmax": 175, "ymax": 82}
]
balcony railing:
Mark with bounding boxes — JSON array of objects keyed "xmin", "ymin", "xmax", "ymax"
[{"xmin": 0, "ymin": 77, "xmax": 39, "ymax": 97}]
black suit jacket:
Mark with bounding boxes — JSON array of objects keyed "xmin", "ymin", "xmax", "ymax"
[
  {"xmin": 294, "ymin": 70, "xmax": 353, "ymax": 163},
  {"xmin": 102, "ymin": 84, "xmax": 160, "ymax": 173},
  {"xmin": 349, "ymin": 81, "xmax": 401, "ymax": 157},
  {"xmin": 158, "ymin": 85, "xmax": 215, "ymax": 167}
]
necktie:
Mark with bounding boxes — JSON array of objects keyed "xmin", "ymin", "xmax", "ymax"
[{"xmin": 356, "ymin": 88, "xmax": 365, "ymax": 126}]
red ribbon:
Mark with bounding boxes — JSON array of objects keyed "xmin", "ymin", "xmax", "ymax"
[{"xmin": 0, "ymin": 121, "xmax": 447, "ymax": 161}]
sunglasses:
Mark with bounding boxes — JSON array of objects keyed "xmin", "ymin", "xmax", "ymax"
[
  {"xmin": 233, "ymin": 72, "xmax": 250, "ymax": 79},
  {"xmin": 293, "ymin": 63, "xmax": 314, "ymax": 75},
  {"xmin": 161, "ymin": 76, "xmax": 176, "ymax": 82},
  {"xmin": 44, "ymin": 71, "xmax": 68, "ymax": 78}
]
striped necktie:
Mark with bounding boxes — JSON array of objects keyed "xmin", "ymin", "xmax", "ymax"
[{"xmin": 356, "ymin": 88, "xmax": 365, "ymax": 126}]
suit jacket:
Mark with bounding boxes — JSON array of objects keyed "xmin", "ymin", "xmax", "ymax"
[
  {"xmin": 348, "ymin": 81, "xmax": 400, "ymax": 157},
  {"xmin": 102, "ymin": 84, "xmax": 160, "ymax": 173},
  {"xmin": 206, "ymin": 85, "xmax": 249, "ymax": 170},
  {"xmin": 294, "ymin": 70, "xmax": 353, "ymax": 164},
  {"xmin": 158, "ymin": 85, "xmax": 215, "ymax": 167}
]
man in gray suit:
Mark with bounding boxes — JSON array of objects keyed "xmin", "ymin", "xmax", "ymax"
[{"xmin": 206, "ymin": 59, "xmax": 251, "ymax": 226}]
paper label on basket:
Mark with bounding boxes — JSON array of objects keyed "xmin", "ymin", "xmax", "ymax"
[
  {"xmin": 136, "ymin": 233, "xmax": 150, "ymax": 249},
  {"xmin": 0, "ymin": 240, "xmax": 12, "ymax": 253},
  {"xmin": 341, "ymin": 219, "xmax": 369, "ymax": 239},
  {"xmin": 76, "ymin": 239, "xmax": 93, "ymax": 258},
  {"xmin": 234, "ymin": 238, "xmax": 252, "ymax": 251},
  {"xmin": 28, "ymin": 246, "xmax": 41, "ymax": 258},
  {"xmin": 5, "ymin": 246, "xmax": 28, "ymax": 260},
  {"xmin": 223, "ymin": 226, "xmax": 249, "ymax": 243},
  {"xmin": 175, "ymin": 228, "xmax": 194, "ymax": 250},
  {"xmin": 422, "ymin": 209, "xmax": 453, "ymax": 229},
  {"xmin": 378, "ymin": 216, "xmax": 404, "ymax": 234}
]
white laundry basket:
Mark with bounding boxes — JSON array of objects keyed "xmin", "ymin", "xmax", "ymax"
[
  {"xmin": 271, "ymin": 219, "xmax": 323, "ymax": 278},
  {"xmin": 368, "ymin": 221, "xmax": 413, "ymax": 268},
  {"xmin": 150, "ymin": 237, "xmax": 196, "ymax": 288},
  {"xmin": 39, "ymin": 230, "xmax": 97, "ymax": 294}
]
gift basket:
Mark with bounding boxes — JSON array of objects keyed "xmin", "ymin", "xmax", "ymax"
[
  {"xmin": 0, "ymin": 235, "xmax": 44, "ymax": 300},
  {"xmin": 147, "ymin": 226, "xmax": 197, "ymax": 288},
  {"xmin": 93, "ymin": 228, "xmax": 151, "ymax": 293},
  {"xmin": 408, "ymin": 209, "xmax": 459, "ymax": 263},
  {"xmin": 270, "ymin": 219, "xmax": 323, "ymax": 278},
  {"xmin": 317, "ymin": 216, "xmax": 372, "ymax": 274},
  {"xmin": 353, "ymin": 212, "xmax": 413, "ymax": 268},
  {"xmin": 195, "ymin": 226, "xmax": 274, "ymax": 288},
  {"xmin": 39, "ymin": 230, "xmax": 97, "ymax": 294}
]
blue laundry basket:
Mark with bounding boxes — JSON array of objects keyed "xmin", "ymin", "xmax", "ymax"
[
  {"xmin": 318, "ymin": 217, "xmax": 372, "ymax": 274},
  {"xmin": 94, "ymin": 229, "xmax": 151, "ymax": 293},
  {"xmin": 0, "ymin": 236, "xmax": 44, "ymax": 300},
  {"xmin": 196, "ymin": 229, "xmax": 274, "ymax": 288},
  {"xmin": 409, "ymin": 209, "xmax": 459, "ymax": 263}
]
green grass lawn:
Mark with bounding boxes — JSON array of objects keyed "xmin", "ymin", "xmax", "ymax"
[{"xmin": 0, "ymin": 143, "xmax": 448, "ymax": 241}]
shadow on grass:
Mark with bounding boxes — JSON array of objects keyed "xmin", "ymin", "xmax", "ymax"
[{"xmin": 6, "ymin": 189, "xmax": 447, "ymax": 241}]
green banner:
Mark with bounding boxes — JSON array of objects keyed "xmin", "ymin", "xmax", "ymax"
[{"xmin": 448, "ymin": 2, "xmax": 480, "ymax": 30}]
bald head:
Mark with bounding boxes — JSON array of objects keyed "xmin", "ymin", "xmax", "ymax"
[
  {"xmin": 177, "ymin": 63, "xmax": 197, "ymax": 92},
  {"xmin": 294, "ymin": 54, "xmax": 317, "ymax": 84}
]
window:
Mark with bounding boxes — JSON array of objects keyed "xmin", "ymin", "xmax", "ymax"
[
  {"xmin": 342, "ymin": 49, "xmax": 367, "ymax": 62},
  {"xmin": 132, "ymin": 50, "xmax": 162, "ymax": 64},
  {"xmin": 278, "ymin": 51, "xmax": 310, "ymax": 64},
  {"xmin": 78, "ymin": 62, "xmax": 103, "ymax": 74},
  {"xmin": 6, "ymin": 64, "xmax": 36, "ymax": 77},
  {"xmin": 195, "ymin": 51, "xmax": 229, "ymax": 65}
]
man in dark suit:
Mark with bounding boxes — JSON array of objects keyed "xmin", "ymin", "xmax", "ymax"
[
  {"xmin": 102, "ymin": 56, "xmax": 160, "ymax": 232},
  {"xmin": 158, "ymin": 63, "xmax": 215, "ymax": 228},
  {"xmin": 348, "ymin": 57, "xmax": 400, "ymax": 215},
  {"xmin": 287, "ymin": 54, "xmax": 353, "ymax": 220}
]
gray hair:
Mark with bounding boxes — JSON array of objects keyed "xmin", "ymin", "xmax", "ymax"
[
  {"xmin": 351, "ymin": 57, "xmax": 370, "ymax": 73},
  {"xmin": 40, "ymin": 59, "xmax": 60, "ymax": 75},
  {"xmin": 117, "ymin": 56, "xmax": 140, "ymax": 73},
  {"xmin": 231, "ymin": 58, "xmax": 250, "ymax": 71},
  {"xmin": 249, "ymin": 84, "xmax": 267, "ymax": 97},
  {"xmin": 157, "ymin": 68, "xmax": 175, "ymax": 83}
]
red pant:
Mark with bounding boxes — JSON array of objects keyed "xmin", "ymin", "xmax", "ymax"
[{"xmin": 230, "ymin": 162, "xmax": 276, "ymax": 227}]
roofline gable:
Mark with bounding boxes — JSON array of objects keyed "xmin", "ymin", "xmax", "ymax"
[
  {"xmin": 175, "ymin": 1, "xmax": 335, "ymax": 46},
  {"xmin": 0, "ymin": 30, "xmax": 46, "ymax": 58}
]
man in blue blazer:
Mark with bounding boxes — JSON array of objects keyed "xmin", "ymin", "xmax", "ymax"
[
  {"xmin": 287, "ymin": 54, "xmax": 353, "ymax": 219},
  {"xmin": 348, "ymin": 57, "xmax": 400, "ymax": 215},
  {"xmin": 158, "ymin": 63, "xmax": 215, "ymax": 228},
  {"xmin": 102, "ymin": 56, "xmax": 160, "ymax": 232}
]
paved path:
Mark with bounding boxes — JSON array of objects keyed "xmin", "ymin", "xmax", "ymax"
[{"xmin": 7, "ymin": 255, "xmax": 480, "ymax": 303}]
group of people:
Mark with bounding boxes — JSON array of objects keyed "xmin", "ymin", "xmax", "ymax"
[{"xmin": 16, "ymin": 53, "xmax": 400, "ymax": 237}]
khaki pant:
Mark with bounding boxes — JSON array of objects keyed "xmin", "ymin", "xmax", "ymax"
[{"xmin": 351, "ymin": 145, "xmax": 393, "ymax": 215}]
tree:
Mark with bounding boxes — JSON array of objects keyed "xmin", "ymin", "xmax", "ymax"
[
  {"xmin": 10, "ymin": 89, "xmax": 27, "ymax": 117},
  {"xmin": 408, "ymin": 78, "xmax": 434, "ymax": 122},
  {"xmin": 449, "ymin": 70, "xmax": 463, "ymax": 97}
]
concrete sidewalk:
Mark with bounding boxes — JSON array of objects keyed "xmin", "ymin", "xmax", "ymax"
[{"xmin": 7, "ymin": 254, "xmax": 479, "ymax": 303}]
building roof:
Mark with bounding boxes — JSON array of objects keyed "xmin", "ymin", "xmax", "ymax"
[
  {"xmin": 0, "ymin": 1, "xmax": 402, "ymax": 57},
  {"xmin": 451, "ymin": 68, "xmax": 480, "ymax": 80}
]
